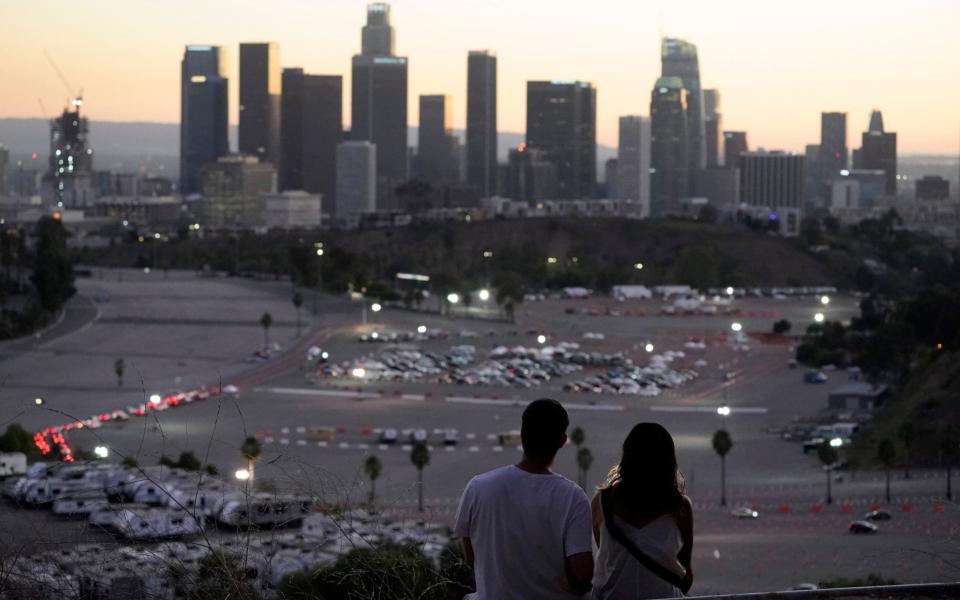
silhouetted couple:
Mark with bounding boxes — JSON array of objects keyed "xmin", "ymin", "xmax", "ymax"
[{"xmin": 455, "ymin": 398, "xmax": 693, "ymax": 599}]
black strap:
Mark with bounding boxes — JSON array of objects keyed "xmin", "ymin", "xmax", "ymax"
[{"xmin": 600, "ymin": 489, "xmax": 689, "ymax": 593}]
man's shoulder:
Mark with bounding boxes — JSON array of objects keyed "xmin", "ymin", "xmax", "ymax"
[{"xmin": 469, "ymin": 465, "xmax": 517, "ymax": 488}]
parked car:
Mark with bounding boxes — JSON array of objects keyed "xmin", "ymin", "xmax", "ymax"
[
  {"xmin": 804, "ymin": 371, "xmax": 828, "ymax": 384},
  {"xmin": 379, "ymin": 428, "xmax": 399, "ymax": 444},
  {"xmin": 864, "ymin": 510, "xmax": 892, "ymax": 522},
  {"xmin": 730, "ymin": 507, "xmax": 759, "ymax": 519},
  {"xmin": 849, "ymin": 520, "xmax": 878, "ymax": 534}
]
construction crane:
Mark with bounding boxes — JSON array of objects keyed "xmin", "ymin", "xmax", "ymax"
[{"xmin": 43, "ymin": 49, "xmax": 83, "ymax": 108}]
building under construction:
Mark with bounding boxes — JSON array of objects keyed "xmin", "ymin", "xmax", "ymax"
[{"xmin": 44, "ymin": 97, "xmax": 96, "ymax": 208}]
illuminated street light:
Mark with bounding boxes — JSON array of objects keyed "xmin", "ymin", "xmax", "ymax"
[
  {"xmin": 94, "ymin": 446, "xmax": 109, "ymax": 459},
  {"xmin": 731, "ymin": 322, "xmax": 743, "ymax": 333},
  {"xmin": 820, "ymin": 295, "xmax": 830, "ymax": 305},
  {"xmin": 351, "ymin": 367, "xmax": 367, "ymax": 379},
  {"xmin": 234, "ymin": 469, "xmax": 250, "ymax": 481},
  {"xmin": 316, "ymin": 248, "xmax": 324, "ymax": 257},
  {"xmin": 447, "ymin": 293, "xmax": 460, "ymax": 304},
  {"xmin": 482, "ymin": 250, "xmax": 494, "ymax": 258},
  {"xmin": 417, "ymin": 325, "xmax": 427, "ymax": 334},
  {"xmin": 34, "ymin": 397, "xmax": 44, "ymax": 406},
  {"xmin": 537, "ymin": 334, "xmax": 547, "ymax": 345},
  {"xmin": 717, "ymin": 406, "xmax": 731, "ymax": 417},
  {"xmin": 547, "ymin": 257, "xmax": 558, "ymax": 265},
  {"xmin": 478, "ymin": 289, "xmax": 491, "ymax": 302},
  {"xmin": 370, "ymin": 332, "xmax": 379, "ymax": 340},
  {"xmin": 634, "ymin": 262, "xmax": 644, "ymax": 270},
  {"xmin": 814, "ymin": 312, "xmax": 825, "ymax": 323},
  {"xmin": 725, "ymin": 286, "xmax": 735, "ymax": 296},
  {"xmin": 829, "ymin": 437, "xmax": 843, "ymax": 448},
  {"xmin": 371, "ymin": 303, "xmax": 382, "ymax": 313},
  {"xmin": 645, "ymin": 343, "xmax": 655, "ymax": 353}
]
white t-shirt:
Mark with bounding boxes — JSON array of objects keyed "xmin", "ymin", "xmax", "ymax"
[{"xmin": 454, "ymin": 465, "xmax": 593, "ymax": 600}]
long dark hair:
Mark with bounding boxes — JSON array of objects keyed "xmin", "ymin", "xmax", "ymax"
[{"xmin": 602, "ymin": 422, "xmax": 685, "ymax": 516}]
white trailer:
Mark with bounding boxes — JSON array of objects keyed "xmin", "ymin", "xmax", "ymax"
[
  {"xmin": 612, "ymin": 285, "xmax": 653, "ymax": 301},
  {"xmin": 217, "ymin": 494, "xmax": 313, "ymax": 528},
  {"xmin": 52, "ymin": 491, "xmax": 109, "ymax": 516},
  {"xmin": 0, "ymin": 452, "xmax": 27, "ymax": 477}
]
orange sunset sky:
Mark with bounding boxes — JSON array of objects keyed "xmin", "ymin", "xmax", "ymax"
[{"xmin": 2, "ymin": 0, "xmax": 959, "ymax": 154}]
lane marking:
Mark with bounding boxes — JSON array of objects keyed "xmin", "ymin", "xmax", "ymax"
[
  {"xmin": 257, "ymin": 387, "xmax": 381, "ymax": 400},
  {"xmin": 650, "ymin": 405, "xmax": 768, "ymax": 414}
]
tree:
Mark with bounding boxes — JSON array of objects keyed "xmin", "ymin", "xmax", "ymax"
[
  {"xmin": 0, "ymin": 423, "xmax": 36, "ymax": 457},
  {"xmin": 175, "ymin": 451, "xmax": 202, "ymax": 472},
  {"xmin": 292, "ymin": 292, "xmax": 303, "ymax": 337},
  {"xmin": 772, "ymin": 319, "xmax": 792, "ymax": 335},
  {"xmin": 259, "ymin": 312, "xmax": 272, "ymax": 348},
  {"xmin": 410, "ymin": 442, "xmax": 430, "ymax": 513},
  {"xmin": 241, "ymin": 436, "xmax": 262, "ymax": 485},
  {"xmin": 494, "ymin": 272, "xmax": 526, "ymax": 323},
  {"xmin": 576, "ymin": 447, "xmax": 594, "ymax": 491},
  {"xmin": 114, "ymin": 358, "xmax": 125, "ymax": 387},
  {"xmin": 172, "ymin": 550, "xmax": 260, "ymax": 600},
  {"xmin": 570, "ymin": 426, "xmax": 585, "ymax": 449},
  {"xmin": 30, "ymin": 216, "xmax": 76, "ymax": 312},
  {"xmin": 712, "ymin": 429, "xmax": 733, "ymax": 506},
  {"xmin": 121, "ymin": 456, "xmax": 139, "ymax": 469},
  {"xmin": 897, "ymin": 421, "xmax": 915, "ymax": 479},
  {"xmin": 675, "ymin": 245, "xmax": 718, "ymax": 292},
  {"xmin": 940, "ymin": 425, "xmax": 958, "ymax": 501},
  {"xmin": 364, "ymin": 455, "xmax": 383, "ymax": 505},
  {"xmin": 817, "ymin": 442, "xmax": 839, "ymax": 504},
  {"xmin": 877, "ymin": 439, "xmax": 896, "ymax": 503}
]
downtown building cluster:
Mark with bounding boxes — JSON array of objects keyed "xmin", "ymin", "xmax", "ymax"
[{"xmin": 2, "ymin": 3, "xmax": 958, "ymax": 238}]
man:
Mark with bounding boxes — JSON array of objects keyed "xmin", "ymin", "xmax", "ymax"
[{"xmin": 455, "ymin": 398, "xmax": 593, "ymax": 599}]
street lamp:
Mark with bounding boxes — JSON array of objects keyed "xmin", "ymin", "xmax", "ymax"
[
  {"xmin": 34, "ymin": 397, "xmax": 44, "ymax": 406},
  {"xmin": 814, "ymin": 312, "xmax": 825, "ymax": 323},
  {"xmin": 644, "ymin": 343, "xmax": 655, "ymax": 353},
  {"xmin": 478, "ymin": 289, "xmax": 490, "ymax": 302},
  {"xmin": 829, "ymin": 437, "xmax": 843, "ymax": 448},
  {"xmin": 634, "ymin": 262, "xmax": 644, "ymax": 270},
  {"xmin": 447, "ymin": 293, "xmax": 460, "ymax": 305},
  {"xmin": 417, "ymin": 325, "xmax": 427, "ymax": 334},
  {"xmin": 725, "ymin": 286, "xmax": 735, "ymax": 296},
  {"xmin": 371, "ymin": 303, "xmax": 382, "ymax": 313},
  {"xmin": 537, "ymin": 334, "xmax": 547, "ymax": 345},
  {"xmin": 820, "ymin": 295, "xmax": 830, "ymax": 305},
  {"xmin": 234, "ymin": 469, "xmax": 250, "ymax": 481},
  {"xmin": 731, "ymin": 322, "xmax": 743, "ymax": 333},
  {"xmin": 94, "ymin": 446, "xmax": 109, "ymax": 459},
  {"xmin": 717, "ymin": 406, "xmax": 731, "ymax": 417}
]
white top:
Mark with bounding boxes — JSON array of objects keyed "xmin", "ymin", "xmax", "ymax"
[
  {"xmin": 455, "ymin": 465, "xmax": 593, "ymax": 600},
  {"xmin": 592, "ymin": 512, "xmax": 685, "ymax": 600}
]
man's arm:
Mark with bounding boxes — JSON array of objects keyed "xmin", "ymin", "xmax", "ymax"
[
  {"xmin": 461, "ymin": 537, "xmax": 475, "ymax": 568},
  {"xmin": 676, "ymin": 495, "xmax": 694, "ymax": 593},
  {"xmin": 590, "ymin": 492, "xmax": 602, "ymax": 545},
  {"xmin": 564, "ymin": 551, "xmax": 594, "ymax": 596}
]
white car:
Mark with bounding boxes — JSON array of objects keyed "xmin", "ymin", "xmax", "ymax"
[{"xmin": 731, "ymin": 507, "xmax": 759, "ymax": 519}]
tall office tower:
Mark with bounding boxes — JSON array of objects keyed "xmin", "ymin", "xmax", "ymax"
[
  {"xmin": 280, "ymin": 68, "xmax": 342, "ymax": 207},
  {"xmin": 703, "ymin": 89, "xmax": 722, "ymax": 167},
  {"xmin": 336, "ymin": 141, "xmax": 377, "ymax": 219},
  {"xmin": 416, "ymin": 95, "xmax": 457, "ymax": 183},
  {"xmin": 819, "ymin": 112, "xmax": 848, "ymax": 173},
  {"xmin": 723, "ymin": 131, "xmax": 748, "ymax": 169},
  {"xmin": 650, "ymin": 77, "xmax": 689, "ymax": 217},
  {"xmin": 466, "ymin": 50, "xmax": 498, "ymax": 197},
  {"xmin": 858, "ymin": 110, "xmax": 897, "ymax": 196},
  {"xmin": 0, "ymin": 145, "xmax": 8, "ymax": 194},
  {"xmin": 200, "ymin": 156, "xmax": 277, "ymax": 228},
  {"xmin": 739, "ymin": 151, "xmax": 805, "ymax": 235},
  {"xmin": 181, "ymin": 45, "xmax": 228, "ymax": 196},
  {"xmin": 616, "ymin": 115, "xmax": 652, "ymax": 216},
  {"xmin": 351, "ymin": 3, "xmax": 408, "ymax": 186},
  {"xmin": 239, "ymin": 43, "xmax": 281, "ymax": 165},
  {"xmin": 662, "ymin": 38, "xmax": 706, "ymax": 178},
  {"xmin": 525, "ymin": 80, "xmax": 596, "ymax": 199},
  {"xmin": 46, "ymin": 98, "xmax": 96, "ymax": 207}
]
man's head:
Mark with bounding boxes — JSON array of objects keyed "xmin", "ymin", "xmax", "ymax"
[{"xmin": 520, "ymin": 398, "xmax": 569, "ymax": 464}]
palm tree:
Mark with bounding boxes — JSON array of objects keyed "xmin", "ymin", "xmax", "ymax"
[
  {"xmin": 364, "ymin": 455, "xmax": 382, "ymax": 505},
  {"xmin": 240, "ymin": 436, "xmax": 262, "ymax": 486},
  {"xmin": 259, "ymin": 312, "xmax": 273, "ymax": 348},
  {"xmin": 570, "ymin": 426, "xmax": 585, "ymax": 449},
  {"xmin": 114, "ymin": 358, "xmax": 125, "ymax": 387},
  {"xmin": 877, "ymin": 438, "xmax": 896, "ymax": 503},
  {"xmin": 712, "ymin": 429, "xmax": 733, "ymax": 506},
  {"xmin": 410, "ymin": 442, "xmax": 430, "ymax": 513},
  {"xmin": 897, "ymin": 421, "xmax": 915, "ymax": 479},
  {"xmin": 292, "ymin": 292, "xmax": 304, "ymax": 337},
  {"xmin": 576, "ymin": 447, "xmax": 594, "ymax": 491},
  {"xmin": 940, "ymin": 425, "xmax": 957, "ymax": 501},
  {"xmin": 817, "ymin": 442, "xmax": 839, "ymax": 504}
]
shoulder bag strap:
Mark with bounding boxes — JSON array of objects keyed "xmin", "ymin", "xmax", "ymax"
[{"xmin": 601, "ymin": 489, "xmax": 688, "ymax": 593}]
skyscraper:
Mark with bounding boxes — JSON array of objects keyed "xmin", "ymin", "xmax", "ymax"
[
  {"xmin": 351, "ymin": 3, "xmax": 408, "ymax": 186},
  {"xmin": 525, "ymin": 80, "xmax": 596, "ymax": 199},
  {"xmin": 46, "ymin": 98, "xmax": 96, "ymax": 207},
  {"xmin": 616, "ymin": 115, "xmax": 651, "ymax": 216},
  {"xmin": 416, "ymin": 95, "xmax": 457, "ymax": 184},
  {"xmin": 662, "ymin": 38, "xmax": 706, "ymax": 178},
  {"xmin": 703, "ymin": 89, "xmax": 722, "ymax": 167},
  {"xmin": 819, "ymin": 112, "xmax": 848, "ymax": 173},
  {"xmin": 650, "ymin": 77, "xmax": 689, "ymax": 217},
  {"xmin": 280, "ymin": 68, "xmax": 342, "ymax": 208},
  {"xmin": 466, "ymin": 51, "xmax": 497, "ymax": 198},
  {"xmin": 858, "ymin": 110, "xmax": 897, "ymax": 196},
  {"xmin": 336, "ymin": 141, "xmax": 377, "ymax": 219},
  {"xmin": 723, "ymin": 131, "xmax": 748, "ymax": 168},
  {"xmin": 239, "ymin": 43, "xmax": 280, "ymax": 165},
  {"xmin": 181, "ymin": 45, "xmax": 228, "ymax": 196},
  {"xmin": 739, "ymin": 151, "xmax": 805, "ymax": 235}
]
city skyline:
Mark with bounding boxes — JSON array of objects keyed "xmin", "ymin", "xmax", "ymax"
[{"xmin": 3, "ymin": 0, "xmax": 960, "ymax": 154}]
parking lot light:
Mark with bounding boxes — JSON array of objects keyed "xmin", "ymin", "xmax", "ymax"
[
  {"xmin": 634, "ymin": 262, "xmax": 644, "ymax": 270},
  {"xmin": 447, "ymin": 293, "xmax": 460, "ymax": 305},
  {"xmin": 829, "ymin": 437, "xmax": 843, "ymax": 448},
  {"xmin": 34, "ymin": 397, "xmax": 44, "ymax": 406},
  {"xmin": 417, "ymin": 325, "xmax": 427, "ymax": 334},
  {"xmin": 731, "ymin": 322, "xmax": 743, "ymax": 332},
  {"xmin": 820, "ymin": 295, "xmax": 830, "ymax": 305},
  {"xmin": 726, "ymin": 286, "xmax": 735, "ymax": 296},
  {"xmin": 547, "ymin": 257, "xmax": 558, "ymax": 265},
  {"xmin": 814, "ymin": 312, "xmax": 825, "ymax": 323},
  {"xmin": 478, "ymin": 289, "xmax": 491, "ymax": 302},
  {"xmin": 645, "ymin": 343, "xmax": 654, "ymax": 353},
  {"xmin": 94, "ymin": 446, "xmax": 109, "ymax": 459},
  {"xmin": 717, "ymin": 406, "xmax": 731, "ymax": 417},
  {"xmin": 234, "ymin": 469, "xmax": 250, "ymax": 481},
  {"xmin": 537, "ymin": 334, "xmax": 547, "ymax": 345},
  {"xmin": 371, "ymin": 303, "xmax": 382, "ymax": 313}
]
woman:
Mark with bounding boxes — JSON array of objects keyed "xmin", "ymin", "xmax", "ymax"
[{"xmin": 591, "ymin": 423, "xmax": 693, "ymax": 599}]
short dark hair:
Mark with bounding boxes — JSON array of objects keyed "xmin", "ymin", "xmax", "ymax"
[{"xmin": 521, "ymin": 398, "xmax": 569, "ymax": 461}]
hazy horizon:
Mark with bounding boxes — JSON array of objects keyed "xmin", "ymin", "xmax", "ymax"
[{"xmin": 3, "ymin": 0, "xmax": 960, "ymax": 154}]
